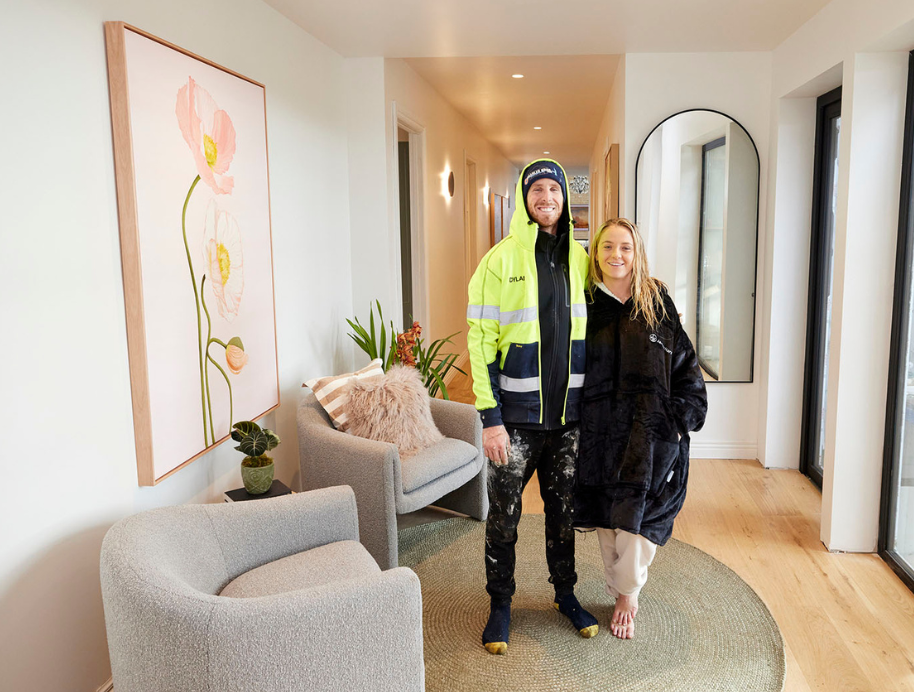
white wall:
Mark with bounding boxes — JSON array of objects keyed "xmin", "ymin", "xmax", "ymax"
[
  {"xmin": 345, "ymin": 57, "xmax": 391, "ymax": 339},
  {"xmin": 762, "ymin": 0, "xmax": 914, "ymax": 550},
  {"xmin": 621, "ymin": 52, "xmax": 773, "ymax": 460},
  {"xmin": 756, "ymin": 97, "xmax": 817, "ymax": 472},
  {"xmin": 721, "ymin": 122, "xmax": 759, "ymax": 381},
  {"xmin": 820, "ymin": 53, "xmax": 908, "ymax": 551},
  {"xmin": 590, "ymin": 56, "xmax": 626, "ymax": 231},
  {"xmin": 381, "ymin": 58, "xmax": 517, "ymax": 355},
  {"xmin": 0, "ymin": 0, "xmax": 353, "ymax": 689}
]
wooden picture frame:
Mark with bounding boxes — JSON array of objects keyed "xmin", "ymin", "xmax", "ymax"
[
  {"xmin": 604, "ymin": 143, "xmax": 620, "ymax": 221},
  {"xmin": 571, "ymin": 204, "xmax": 589, "ymax": 230},
  {"xmin": 571, "ymin": 204, "xmax": 590, "ymax": 246},
  {"xmin": 105, "ymin": 22, "xmax": 280, "ymax": 485}
]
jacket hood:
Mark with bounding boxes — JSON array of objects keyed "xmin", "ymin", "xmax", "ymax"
[{"xmin": 509, "ymin": 159, "xmax": 574, "ymax": 251}]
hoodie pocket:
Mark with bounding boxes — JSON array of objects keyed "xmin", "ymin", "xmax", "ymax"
[{"xmin": 648, "ymin": 439, "xmax": 681, "ymax": 497}]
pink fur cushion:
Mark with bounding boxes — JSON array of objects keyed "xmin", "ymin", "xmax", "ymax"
[{"xmin": 346, "ymin": 366, "xmax": 444, "ymax": 458}]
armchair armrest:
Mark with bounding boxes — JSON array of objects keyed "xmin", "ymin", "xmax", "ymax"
[
  {"xmin": 207, "ymin": 567, "xmax": 424, "ymax": 691},
  {"xmin": 428, "ymin": 397, "xmax": 482, "ymax": 449},
  {"xmin": 298, "ymin": 420, "xmax": 400, "ymax": 493},
  {"xmin": 297, "ymin": 416, "xmax": 402, "ymax": 569}
]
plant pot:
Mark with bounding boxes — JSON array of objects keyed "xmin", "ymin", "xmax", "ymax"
[{"xmin": 241, "ymin": 457, "xmax": 274, "ymax": 495}]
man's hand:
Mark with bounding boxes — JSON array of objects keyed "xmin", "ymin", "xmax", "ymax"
[{"xmin": 483, "ymin": 425, "xmax": 511, "ymax": 465}]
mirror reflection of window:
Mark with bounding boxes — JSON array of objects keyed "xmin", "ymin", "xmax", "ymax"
[
  {"xmin": 635, "ymin": 110, "xmax": 759, "ymax": 383},
  {"xmin": 697, "ymin": 138, "xmax": 726, "ymax": 380}
]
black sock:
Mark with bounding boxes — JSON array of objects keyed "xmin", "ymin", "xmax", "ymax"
[
  {"xmin": 554, "ymin": 593, "xmax": 598, "ymax": 633},
  {"xmin": 482, "ymin": 603, "xmax": 511, "ymax": 645}
]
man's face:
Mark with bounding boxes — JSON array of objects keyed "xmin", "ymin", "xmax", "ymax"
[{"xmin": 526, "ymin": 178, "xmax": 564, "ymax": 232}]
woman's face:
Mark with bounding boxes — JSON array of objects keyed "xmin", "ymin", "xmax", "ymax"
[{"xmin": 598, "ymin": 224, "xmax": 635, "ymax": 284}]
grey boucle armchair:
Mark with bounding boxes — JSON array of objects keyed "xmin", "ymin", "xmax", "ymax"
[
  {"xmin": 99, "ymin": 486, "xmax": 424, "ymax": 692},
  {"xmin": 298, "ymin": 391, "xmax": 488, "ymax": 570}
]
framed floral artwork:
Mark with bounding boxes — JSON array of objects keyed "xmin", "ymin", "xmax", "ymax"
[{"xmin": 105, "ymin": 23, "xmax": 279, "ymax": 485}]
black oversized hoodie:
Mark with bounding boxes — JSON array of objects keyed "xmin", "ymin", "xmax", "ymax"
[{"xmin": 573, "ymin": 285, "xmax": 708, "ymax": 544}]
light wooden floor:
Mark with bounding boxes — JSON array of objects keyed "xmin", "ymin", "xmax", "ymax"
[{"xmin": 443, "ymin": 367, "xmax": 914, "ymax": 691}]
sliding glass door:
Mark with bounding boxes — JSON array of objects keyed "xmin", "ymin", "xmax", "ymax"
[{"xmin": 881, "ymin": 51, "xmax": 914, "ymax": 591}]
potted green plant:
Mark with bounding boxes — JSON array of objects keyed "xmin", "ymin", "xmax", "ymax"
[
  {"xmin": 346, "ymin": 301, "xmax": 465, "ymax": 399},
  {"xmin": 231, "ymin": 420, "xmax": 281, "ymax": 495}
]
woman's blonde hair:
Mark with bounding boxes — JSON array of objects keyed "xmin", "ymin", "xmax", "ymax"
[{"xmin": 588, "ymin": 218, "xmax": 668, "ymax": 330}]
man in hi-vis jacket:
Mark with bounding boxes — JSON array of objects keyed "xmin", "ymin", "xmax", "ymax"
[{"xmin": 467, "ymin": 160, "xmax": 597, "ymax": 654}]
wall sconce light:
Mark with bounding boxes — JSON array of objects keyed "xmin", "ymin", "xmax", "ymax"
[{"xmin": 448, "ymin": 171, "xmax": 455, "ymax": 197}]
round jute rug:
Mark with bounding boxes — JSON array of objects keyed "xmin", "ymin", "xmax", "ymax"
[{"xmin": 398, "ymin": 516, "xmax": 785, "ymax": 692}]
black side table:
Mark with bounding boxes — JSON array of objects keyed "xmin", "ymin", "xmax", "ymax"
[{"xmin": 224, "ymin": 480, "xmax": 294, "ymax": 502}]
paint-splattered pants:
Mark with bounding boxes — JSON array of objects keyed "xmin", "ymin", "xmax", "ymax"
[{"xmin": 485, "ymin": 425, "xmax": 580, "ymax": 606}]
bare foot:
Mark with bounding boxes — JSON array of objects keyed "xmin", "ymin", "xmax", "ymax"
[{"xmin": 610, "ymin": 594, "xmax": 638, "ymax": 639}]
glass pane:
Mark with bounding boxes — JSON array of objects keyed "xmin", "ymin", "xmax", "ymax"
[
  {"xmin": 892, "ymin": 284, "xmax": 914, "ymax": 564},
  {"xmin": 812, "ymin": 115, "xmax": 841, "ymax": 477},
  {"xmin": 698, "ymin": 144, "xmax": 726, "ymax": 379},
  {"xmin": 892, "ymin": 108, "xmax": 914, "ymax": 566}
]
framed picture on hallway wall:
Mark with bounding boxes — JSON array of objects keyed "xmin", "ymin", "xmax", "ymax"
[
  {"xmin": 571, "ymin": 204, "xmax": 589, "ymax": 231},
  {"xmin": 105, "ymin": 22, "xmax": 280, "ymax": 486},
  {"xmin": 604, "ymin": 143, "xmax": 620, "ymax": 221}
]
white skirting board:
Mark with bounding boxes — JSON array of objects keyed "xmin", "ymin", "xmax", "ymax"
[
  {"xmin": 97, "ymin": 678, "xmax": 113, "ymax": 692},
  {"xmin": 689, "ymin": 440, "xmax": 757, "ymax": 461}
]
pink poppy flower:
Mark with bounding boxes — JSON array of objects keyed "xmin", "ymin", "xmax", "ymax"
[
  {"xmin": 176, "ymin": 77, "xmax": 236, "ymax": 195},
  {"xmin": 203, "ymin": 200, "xmax": 244, "ymax": 321}
]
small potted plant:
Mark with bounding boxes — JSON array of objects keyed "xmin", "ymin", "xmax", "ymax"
[{"xmin": 231, "ymin": 420, "xmax": 281, "ymax": 495}]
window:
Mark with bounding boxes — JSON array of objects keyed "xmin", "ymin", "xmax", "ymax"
[
  {"xmin": 799, "ymin": 86, "xmax": 842, "ymax": 489},
  {"xmin": 880, "ymin": 50, "xmax": 914, "ymax": 591}
]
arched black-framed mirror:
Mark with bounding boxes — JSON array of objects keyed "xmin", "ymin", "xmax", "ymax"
[{"xmin": 634, "ymin": 109, "xmax": 760, "ymax": 383}]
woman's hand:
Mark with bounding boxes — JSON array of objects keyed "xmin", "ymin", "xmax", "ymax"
[{"xmin": 483, "ymin": 425, "xmax": 511, "ymax": 465}]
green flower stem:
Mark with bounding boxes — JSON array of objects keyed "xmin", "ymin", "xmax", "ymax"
[
  {"xmin": 181, "ymin": 175, "xmax": 206, "ymax": 445},
  {"xmin": 200, "ymin": 276, "xmax": 215, "ymax": 443},
  {"xmin": 206, "ymin": 350, "xmax": 233, "ymax": 435},
  {"xmin": 211, "ymin": 337, "xmax": 229, "ymax": 349}
]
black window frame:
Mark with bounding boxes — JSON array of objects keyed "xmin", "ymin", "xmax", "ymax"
[
  {"xmin": 799, "ymin": 86, "xmax": 842, "ymax": 489},
  {"xmin": 879, "ymin": 50, "xmax": 914, "ymax": 593}
]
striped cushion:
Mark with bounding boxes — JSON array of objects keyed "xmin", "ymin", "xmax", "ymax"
[{"xmin": 304, "ymin": 359, "xmax": 384, "ymax": 430}]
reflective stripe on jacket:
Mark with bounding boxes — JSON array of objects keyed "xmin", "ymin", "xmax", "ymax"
[{"xmin": 466, "ymin": 160, "xmax": 589, "ymax": 427}]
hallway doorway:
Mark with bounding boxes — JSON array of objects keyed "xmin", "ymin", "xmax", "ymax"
[
  {"xmin": 393, "ymin": 108, "xmax": 427, "ymax": 329},
  {"xmin": 397, "ymin": 128, "xmax": 414, "ymax": 326}
]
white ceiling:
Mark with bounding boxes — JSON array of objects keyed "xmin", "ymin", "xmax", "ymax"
[
  {"xmin": 264, "ymin": 0, "xmax": 832, "ymax": 58},
  {"xmin": 403, "ymin": 55, "xmax": 620, "ymax": 167},
  {"xmin": 264, "ymin": 0, "xmax": 832, "ymax": 167}
]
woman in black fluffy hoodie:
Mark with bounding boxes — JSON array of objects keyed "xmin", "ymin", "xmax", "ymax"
[{"xmin": 574, "ymin": 218, "xmax": 707, "ymax": 639}]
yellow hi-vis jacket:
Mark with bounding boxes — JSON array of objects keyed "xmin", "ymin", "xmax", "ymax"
[{"xmin": 466, "ymin": 161, "xmax": 589, "ymax": 428}]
